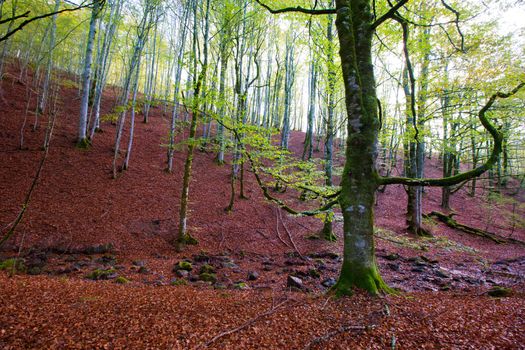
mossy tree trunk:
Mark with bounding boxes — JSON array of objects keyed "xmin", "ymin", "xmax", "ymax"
[{"xmin": 332, "ymin": 0, "xmax": 391, "ymax": 296}]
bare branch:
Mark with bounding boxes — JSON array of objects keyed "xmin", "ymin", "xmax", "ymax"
[
  {"xmin": 371, "ymin": 0, "xmax": 410, "ymax": 29},
  {"xmin": 0, "ymin": 1, "xmax": 101, "ymax": 43},
  {"xmin": 253, "ymin": 0, "xmax": 335, "ymax": 15}
]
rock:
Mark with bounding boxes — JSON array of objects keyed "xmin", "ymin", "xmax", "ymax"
[
  {"xmin": 189, "ymin": 275, "xmax": 199, "ymax": 282},
  {"xmin": 138, "ymin": 266, "xmax": 149, "ymax": 274},
  {"xmin": 85, "ymin": 268, "xmax": 117, "ymax": 280},
  {"xmin": 96, "ymin": 255, "xmax": 117, "ymax": 265},
  {"xmin": 27, "ymin": 266, "xmax": 43, "ymax": 275},
  {"xmin": 214, "ymin": 283, "xmax": 227, "ymax": 290},
  {"xmin": 247, "ymin": 271, "xmax": 259, "ymax": 281},
  {"xmin": 115, "ymin": 276, "xmax": 130, "ymax": 284},
  {"xmin": 199, "ymin": 272, "xmax": 217, "ymax": 283},
  {"xmin": 287, "ymin": 275, "xmax": 304, "ymax": 289},
  {"xmin": 222, "ymin": 261, "xmax": 239, "ymax": 269},
  {"xmin": 175, "ymin": 270, "xmax": 189, "ymax": 278},
  {"xmin": 132, "ymin": 260, "xmax": 146, "ymax": 267},
  {"xmin": 384, "ymin": 253, "xmax": 400, "ymax": 261},
  {"xmin": 420, "ymin": 256, "xmax": 439, "ymax": 264},
  {"xmin": 284, "ymin": 259, "xmax": 304, "ymax": 266},
  {"xmin": 321, "ymin": 278, "xmax": 336, "ymax": 288},
  {"xmin": 263, "ymin": 266, "xmax": 272, "ymax": 272},
  {"xmin": 85, "ymin": 244, "xmax": 114, "ymax": 255},
  {"xmin": 308, "ymin": 252, "xmax": 340, "ymax": 260},
  {"xmin": 435, "ymin": 269, "xmax": 450, "ymax": 279},
  {"xmin": 193, "ymin": 253, "xmax": 210, "ymax": 263},
  {"xmin": 411, "ymin": 266, "xmax": 425, "ymax": 273},
  {"xmin": 25, "ymin": 251, "xmax": 48, "ymax": 273},
  {"xmin": 200, "ymin": 264, "xmax": 215, "ymax": 274},
  {"xmin": 174, "ymin": 261, "xmax": 193, "ymax": 272},
  {"xmin": 170, "ymin": 279, "xmax": 188, "ymax": 286},
  {"xmin": 487, "ymin": 286, "xmax": 512, "ymax": 298},
  {"xmin": 388, "ymin": 263, "xmax": 400, "ymax": 271},
  {"xmin": 308, "ymin": 268, "xmax": 321, "ymax": 279}
]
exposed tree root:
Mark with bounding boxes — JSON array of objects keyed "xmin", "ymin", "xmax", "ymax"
[{"xmin": 425, "ymin": 211, "xmax": 525, "ymax": 246}]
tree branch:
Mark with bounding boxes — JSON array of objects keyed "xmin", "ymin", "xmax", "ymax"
[
  {"xmin": 253, "ymin": 0, "xmax": 335, "ymax": 15},
  {"xmin": 371, "ymin": 0, "xmax": 410, "ymax": 30},
  {"xmin": 379, "ymin": 82, "xmax": 525, "ymax": 187},
  {"xmin": 0, "ymin": 1, "xmax": 101, "ymax": 43},
  {"xmin": 0, "ymin": 11, "xmax": 30, "ymax": 25}
]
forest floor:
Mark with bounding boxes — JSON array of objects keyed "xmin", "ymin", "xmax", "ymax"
[{"xmin": 1, "ymin": 65, "xmax": 524, "ymax": 349}]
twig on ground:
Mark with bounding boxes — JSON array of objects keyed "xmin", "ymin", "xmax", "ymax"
[
  {"xmin": 303, "ymin": 324, "xmax": 376, "ymax": 350},
  {"xmin": 197, "ymin": 298, "xmax": 292, "ymax": 349},
  {"xmin": 275, "ymin": 207, "xmax": 292, "ymax": 249},
  {"xmin": 278, "ymin": 208, "xmax": 305, "ymax": 259}
]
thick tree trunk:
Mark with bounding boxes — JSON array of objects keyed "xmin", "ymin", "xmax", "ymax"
[{"xmin": 332, "ymin": 0, "xmax": 391, "ymax": 296}]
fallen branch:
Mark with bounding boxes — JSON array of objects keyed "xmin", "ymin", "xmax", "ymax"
[
  {"xmin": 275, "ymin": 207, "xmax": 293, "ymax": 249},
  {"xmin": 197, "ymin": 298, "xmax": 292, "ymax": 349},
  {"xmin": 278, "ymin": 208, "xmax": 305, "ymax": 259},
  {"xmin": 0, "ymin": 110, "xmax": 56, "ymax": 248},
  {"xmin": 425, "ymin": 211, "xmax": 525, "ymax": 246},
  {"xmin": 303, "ymin": 324, "xmax": 375, "ymax": 350}
]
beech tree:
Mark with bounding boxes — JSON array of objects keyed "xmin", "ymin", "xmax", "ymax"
[{"xmin": 255, "ymin": 0, "xmax": 524, "ymax": 296}]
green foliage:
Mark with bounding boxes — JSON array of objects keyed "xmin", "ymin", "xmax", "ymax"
[{"xmin": 0, "ymin": 258, "xmax": 26, "ymax": 274}]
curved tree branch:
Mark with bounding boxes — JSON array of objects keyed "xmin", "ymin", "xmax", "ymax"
[
  {"xmin": 379, "ymin": 82, "xmax": 525, "ymax": 187},
  {"xmin": 253, "ymin": 0, "xmax": 335, "ymax": 15},
  {"xmin": 0, "ymin": 1, "xmax": 101, "ymax": 43},
  {"xmin": 371, "ymin": 0, "xmax": 410, "ymax": 30}
]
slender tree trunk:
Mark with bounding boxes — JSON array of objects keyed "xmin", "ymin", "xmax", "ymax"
[
  {"xmin": 78, "ymin": 0, "xmax": 101, "ymax": 147},
  {"xmin": 177, "ymin": 0, "xmax": 211, "ymax": 249}
]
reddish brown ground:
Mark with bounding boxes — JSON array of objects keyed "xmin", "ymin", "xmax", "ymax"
[{"xmin": 1, "ymin": 64, "xmax": 524, "ymax": 349}]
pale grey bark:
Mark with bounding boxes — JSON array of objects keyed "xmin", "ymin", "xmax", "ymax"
[{"xmin": 78, "ymin": 0, "xmax": 102, "ymax": 146}]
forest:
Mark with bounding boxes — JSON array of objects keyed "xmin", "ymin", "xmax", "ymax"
[{"xmin": 0, "ymin": 0, "xmax": 524, "ymax": 348}]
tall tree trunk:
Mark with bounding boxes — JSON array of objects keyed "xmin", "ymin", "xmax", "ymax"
[
  {"xmin": 280, "ymin": 35, "xmax": 295, "ymax": 150},
  {"xmin": 321, "ymin": 8, "xmax": 336, "ymax": 241},
  {"xmin": 177, "ymin": 0, "xmax": 211, "ymax": 249},
  {"xmin": 332, "ymin": 0, "xmax": 391, "ymax": 296},
  {"xmin": 167, "ymin": 0, "xmax": 191, "ymax": 172},
  {"xmin": 78, "ymin": 0, "xmax": 102, "ymax": 147}
]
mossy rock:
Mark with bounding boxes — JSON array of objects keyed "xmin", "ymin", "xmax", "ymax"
[
  {"xmin": 0, "ymin": 258, "xmax": 26, "ymax": 274},
  {"xmin": 487, "ymin": 286, "xmax": 513, "ymax": 298},
  {"xmin": 85, "ymin": 268, "xmax": 117, "ymax": 280},
  {"xmin": 199, "ymin": 272, "xmax": 217, "ymax": 283},
  {"xmin": 171, "ymin": 279, "xmax": 188, "ymax": 286},
  {"xmin": 179, "ymin": 234, "xmax": 199, "ymax": 246},
  {"xmin": 199, "ymin": 264, "xmax": 215, "ymax": 274},
  {"xmin": 115, "ymin": 276, "xmax": 130, "ymax": 284},
  {"xmin": 234, "ymin": 282, "xmax": 249, "ymax": 290},
  {"xmin": 176, "ymin": 261, "xmax": 193, "ymax": 271}
]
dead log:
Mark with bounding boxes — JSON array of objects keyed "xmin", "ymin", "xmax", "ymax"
[{"xmin": 425, "ymin": 211, "xmax": 525, "ymax": 246}]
